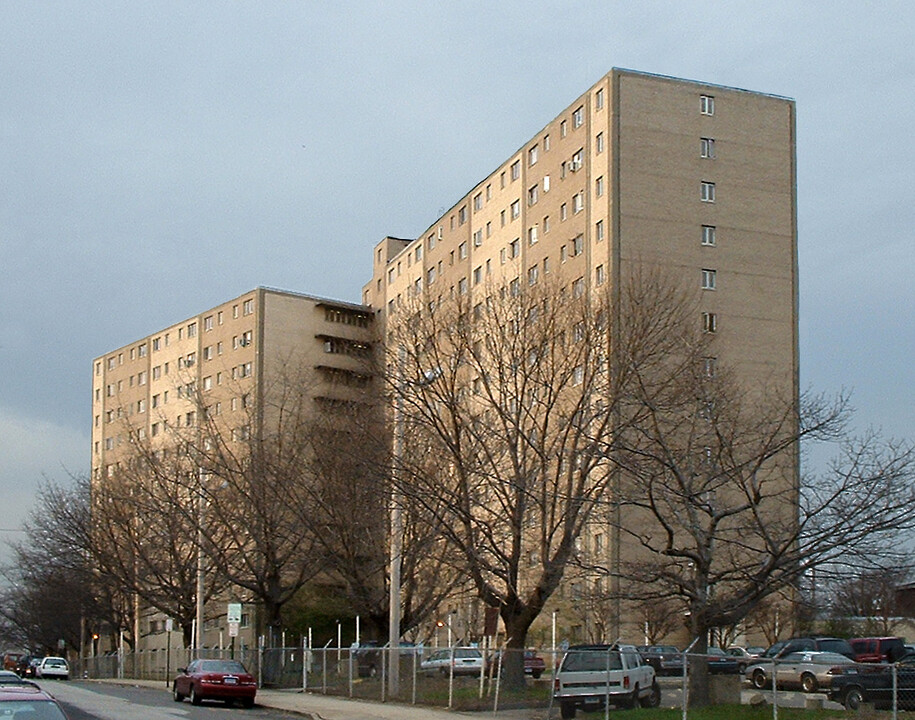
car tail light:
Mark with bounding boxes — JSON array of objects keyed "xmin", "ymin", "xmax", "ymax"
[
  {"xmin": 623, "ymin": 675, "xmax": 630, "ymax": 689},
  {"xmin": 554, "ymin": 677, "xmax": 560, "ymax": 692}
]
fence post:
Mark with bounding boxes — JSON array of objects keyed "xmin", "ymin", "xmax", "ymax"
[
  {"xmin": 772, "ymin": 657, "xmax": 778, "ymax": 720},
  {"xmin": 893, "ymin": 662, "xmax": 898, "ymax": 720}
]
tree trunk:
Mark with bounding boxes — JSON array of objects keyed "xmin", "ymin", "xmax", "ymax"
[{"xmin": 501, "ymin": 610, "xmax": 534, "ymax": 690}]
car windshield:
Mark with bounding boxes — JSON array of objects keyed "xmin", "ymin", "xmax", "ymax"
[
  {"xmin": 199, "ymin": 660, "xmax": 247, "ymax": 674},
  {"xmin": 0, "ymin": 700, "xmax": 67, "ymax": 719},
  {"xmin": 453, "ymin": 649, "xmax": 481, "ymax": 659},
  {"xmin": 562, "ymin": 649, "xmax": 623, "ymax": 672}
]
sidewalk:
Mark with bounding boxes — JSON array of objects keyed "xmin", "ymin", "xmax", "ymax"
[{"xmin": 99, "ymin": 678, "xmax": 546, "ymax": 719}]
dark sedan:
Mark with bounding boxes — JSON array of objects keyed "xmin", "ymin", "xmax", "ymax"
[
  {"xmin": 172, "ymin": 659, "xmax": 257, "ymax": 707},
  {"xmin": 829, "ymin": 653, "xmax": 915, "ymax": 710}
]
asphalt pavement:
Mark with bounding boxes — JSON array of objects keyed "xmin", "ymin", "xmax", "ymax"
[{"xmin": 96, "ymin": 678, "xmax": 544, "ymax": 719}]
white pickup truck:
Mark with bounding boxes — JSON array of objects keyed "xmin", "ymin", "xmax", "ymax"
[{"xmin": 553, "ymin": 644, "xmax": 660, "ymax": 718}]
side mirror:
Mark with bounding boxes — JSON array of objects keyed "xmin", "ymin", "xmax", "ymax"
[{"xmin": 177, "ymin": 667, "xmax": 187, "ymax": 674}]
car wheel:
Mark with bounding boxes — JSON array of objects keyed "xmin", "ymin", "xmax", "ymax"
[
  {"xmin": 752, "ymin": 669, "xmax": 768, "ymax": 689},
  {"xmin": 620, "ymin": 684, "xmax": 639, "ymax": 709},
  {"xmin": 532, "ymin": 670, "xmax": 542, "ymax": 679},
  {"xmin": 190, "ymin": 685, "xmax": 202, "ymax": 706},
  {"xmin": 641, "ymin": 681, "xmax": 662, "ymax": 708},
  {"xmin": 844, "ymin": 687, "xmax": 863, "ymax": 711},
  {"xmin": 560, "ymin": 700, "xmax": 576, "ymax": 719},
  {"xmin": 172, "ymin": 684, "xmax": 184, "ymax": 702},
  {"xmin": 241, "ymin": 697, "xmax": 254, "ymax": 708},
  {"xmin": 801, "ymin": 673, "xmax": 817, "ymax": 693}
]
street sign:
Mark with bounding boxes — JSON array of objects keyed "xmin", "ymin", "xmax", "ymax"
[
  {"xmin": 227, "ymin": 603, "xmax": 242, "ymax": 624},
  {"xmin": 228, "ymin": 622, "xmax": 239, "ymax": 638}
]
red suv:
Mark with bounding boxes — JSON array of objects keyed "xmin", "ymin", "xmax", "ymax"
[{"xmin": 849, "ymin": 637, "xmax": 906, "ymax": 663}]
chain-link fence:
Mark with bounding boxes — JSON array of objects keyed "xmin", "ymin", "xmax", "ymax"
[{"xmin": 76, "ymin": 643, "xmax": 915, "ymax": 716}]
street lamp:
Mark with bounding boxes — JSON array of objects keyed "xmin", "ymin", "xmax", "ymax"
[{"xmin": 389, "ymin": 352, "xmax": 441, "ymax": 697}]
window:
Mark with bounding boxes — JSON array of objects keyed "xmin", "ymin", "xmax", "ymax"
[
  {"xmin": 510, "ymin": 278, "xmax": 520, "ymax": 296},
  {"xmin": 595, "ymin": 88, "xmax": 604, "ymax": 109},
  {"xmin": 571, "ymin": 234, "xmax": 584, "ymax": 256},
  {"xmin": 700, "ymin": 137, "xmax": 715, "ymax": 158},
  {"xmin": 527, "ymin": 265, "xmax": 539, "ymax": 285},
  {"xmin": 473, "ymin": 192, "xmax": 483, "ymax": 211},
  {"xmin": 473, "ymin": 229, "xmax": 483, "ymax": 246},
  {"xmin": 458, "ymin": 278, "xmax": 468, "ymax": 295},
  {"xmin": 473, "ymin": 266, "xmax": 482, "ymax": 285},
  {"xmin": 500, "ymin": 171, "xmax": 506, "ymax": 188},
  {"xmin": 543, "ymin": 174, "xmax": 550, "ymax": 192},
  {"xmin": 573, "ymin": 192, "xmax": 584, "ymax": 214},
  {"xmin": 458, "ymin": 241, "xmax": 467, "ymax": 259},
  {"xmin": 388, "ymin": 267, "xmax": 395, "ymax": 284},
  {"xmin": 528, "ymin": 226, "xmax": 538, "ymax": 245},
  {"xmin": 528, "ymin": 184, "xmax": 538, "ymax": 205},
  {"xmin": 486, "ymin": 221, "xmax": 492, "ymax": 237},
  {"xmin": 573, "ymin": 106, "xmax": 583, "ymax": 128},
  {"xmin": 702, "ymin": 225, "xmax": 717, "ymax": 246},
  {"xmin": 560, "ymin": 203, "xmax": 567, "ymax": 221},
  {"xmin": 203, "ymin": 376, "xmax": 213, "ymax": 391},
  {"xmin": 458, "ymin": 205, "xmax": 467, "ymax": 225},
  {"xmin": 428, "ymin": 233, "xmax": 436, "ymax": 250},
  {"xmin": 415, "ymin": 244, "xmax": 422, "ymax": 261},
  {"xmin": 528, "ymin": 144, "xmax": 538, "ymax": 166},
  {"xmin": 203, "ymin": 345, "xmax": 214, "ymax": 360},
  {"xmin": 187, "ymin": 323, "xmax": 197, "ymax": 338},
  {"xmin": 703, "ymin": 357, "xmax": 718, "ymax": 377},
  {"xmin": 573, "ymin": 277, "xmax": 585, "ymax": 297},
  {"xmin": 702, "ymin": 312, "xmax": 718, "ymax": 333},
  {"xmin": 596, "ymin": 132, "xmax": 604, "ymax": 153},
  {"xmin": 571, "ymin": 148, "xmax": 583, "ymax": 170},
  {"xmin": 572, "ymin": 365, "xmax": 584, "ymax": 385},
  {"xmin": 560, "ymin": 119, "xmax": 567, "ymax": 137},
  {"xmin": 138, "ymin": 343, "xmax": 147, "ymax": 357},
  {"xmin": 204, "ymin": 315, "xmax": 214, "ymax": 331},
  {"xmin": 561, "ymin": 245, "xmax": 568, "ymax": 263},
  {"xmin": 152, "ymin": 394, "xmax": 160, "ymax": 408},
  {"xmin": 414, "ymin": 278, "xmax": 422, "ymax": 295},
  {"xmin": 510, "ymin": 199, "xmax": 520, "ymax": 219},
  {"xmin": 595, "ymin": 219, "xmax": 604, "ymax": 242},
  {"xmin": 701, "ymin": 269, "xmax": 717, "ymax": 290},
  {"xmin": 500, "ymin": 209, "xmax": 506, "ymax": 226},
  {"xmin": 427, "ymin": 267, "xmax": 436, "ymax": 285},
  {"xmin": 701, "ymin": 181, "xmax": 716, "ymax": 203},
  {"xmin": 543, "ymin": 257, "xmax": 551, "ymax": 274},
  {"xmin": 137, "ymin": 399, "xmax": 146, "ymax": 413},
  {"xmin": 510, "ymin": 160, "xmax": 520, "ymax": 181},
  {"xmin": 595, "ymin": 264, "xmax": 605, "ymax": 285},
  {"xmin": 510, "ymin": 238, "xmax": 520, "ymax": 258},
  {"xmin": 700, "ymin": 94, "xmax": 715, "ymax": 115},
  {"xmin": 243, "ymin": 299, "xmax": 254, "ymax": 315},
  {"xmin": 543, "ymin": 215, "xmax": 550, "ymax": 233},
  {"xmin": 138, "ymin": 371, "xmax": 147, "ymax": 385},
  {"xmin": 595, "ymin": 176, "xmax": 604, "ymax": 197}
]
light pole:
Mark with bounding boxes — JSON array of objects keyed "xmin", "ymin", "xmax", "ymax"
[
  {"xmin": 389, "ymin": 353, "xmax": 441, "ymax": 697},
  {"xmin": 195, "ymin": 469, "xmax": 207, "ymax": 651},
  {"xmin": 388, "ymin": 348, "xmax": 406, "ymax": 697}
]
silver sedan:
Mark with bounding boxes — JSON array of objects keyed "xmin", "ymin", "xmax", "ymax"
[{"xmin": 747, "ymin": 651, "xmax": 857, "ymax": 693}]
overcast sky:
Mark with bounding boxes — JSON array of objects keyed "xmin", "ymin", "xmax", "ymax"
[{"xmin": 1, "ymin": 2, "xmax": 913, "ymax": 551}]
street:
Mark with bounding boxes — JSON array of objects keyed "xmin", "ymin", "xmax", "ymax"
[{"xmin": 39, "ymin": 680, "xmax": 311, "ymax": 720}]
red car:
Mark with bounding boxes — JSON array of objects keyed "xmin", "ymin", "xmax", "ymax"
[
  {"xmin": 487, "ymin": 650, "xmax": 547, "ymax": 678},
  {"xmin": 0, "ymin": 685, "xmax": 69, "ymax": 718},
  {"xmin": 173, "ymin": 659, "xmax": 257, "ymax": 707}
]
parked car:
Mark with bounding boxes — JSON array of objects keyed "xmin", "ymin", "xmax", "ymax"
[
  {"xmin": 637, "ymin": 645, "xmax": 684, "ymax": 675},
  {"xmin": 553, "ymin": 644, "xmax": 660, "ymax": 718},
  {"xmin": 486, "ymin": 650, "xmax": 546, "ymax": 678},
  {"xmin": 353, "ymin": 642, "xmax": 381, "ymax": 678},
  {"xmin": 1, "ymin": 653, "xmax": 23, "ymax": 673},
  {"xmin": 761, "ymin": 636, "xmax": 855, "ymax": 660},
  {"xmin": 747, "ymin": 651, "xmax": 857, "ymax": 692},
  {"xmin": 14, "ymin": 655, "xmax": 41, "ymax": 678},
  {"xmin": 828, "ymin": 652, "xmax": 915, "ymax": 710},
  {"xmin": 0, "ymin": 685, "xmax": 69, "ymax": 719},
  {"xmin": 0, "ymin": 670, "xmax": 39, "ymax": 687},
  {"xmin": 706, "ymin": 647, "xmax": 740, "ymax": 674},
  {"xmin": 35, "ymin": 657, "xmax": 69, "ymax": 680},
  {"xmin": 420, "ymin": 647, "xmax": 484, "ymax": 676},
  {"xmin": 172, "ymin": 658, "xmax": 257, "ymax": 707},
  {"xmin": 726, "ymin": 646, "xmax": 764, "ymax": 673},
  {"xmin": 849, "ymin": 636, "xmax": 907, "ymax": 663}
]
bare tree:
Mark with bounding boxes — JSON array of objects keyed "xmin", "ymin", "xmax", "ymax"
[
  {"xmin": 0, "ymin": 477, "xmax": 126, "ymax": 654},
  {"xmin": 384, "ymin": 276, "xmax": 686, "ymax": 686},
  {"xmin": 829, "ymin": 567, "xmax": 911, "ymax": 636},
  {"xmin": 611, "ymin": 301, "xmax": 915, "ymax": 704}
]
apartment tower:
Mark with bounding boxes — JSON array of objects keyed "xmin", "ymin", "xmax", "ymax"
[{"xmin": 362, "ymin": 69, "xmax": 798, "ymax": 642}]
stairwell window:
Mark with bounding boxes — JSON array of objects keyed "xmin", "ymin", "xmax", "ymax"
[
  {"xmin": 702, "ymin": 225, "xmax": 717, "ymax": 246},
  {"xmin": 700, "ymin": 94, "xmax": 715, "ymax": 115},
  {"xmin": 701, "ymin": 269, "xmax": 717, "ymax": 291},
  {"xmin": 701, "ymin": 181, "xmax": 716, "ymax": 203},
  {"xmin": 702, "ymin": 312, "xmax": 718, "ymax": 333},
  {"xmin": 701, "ymin": 137, "xmax": 716, "ymax": 159}
]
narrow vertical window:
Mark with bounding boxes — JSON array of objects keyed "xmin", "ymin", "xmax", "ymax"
[{"xmin": 700, "ymin": 94, "xmax": 715, "ymax": 115}]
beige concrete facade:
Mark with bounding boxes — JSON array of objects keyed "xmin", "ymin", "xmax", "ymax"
[
  {"xmin": 362, "ymin": 69, "xmax": 798, "ymax": 645},
  {"xmin": 90, "ymin": 287, "xmax": 376, "ymax": 654}
]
